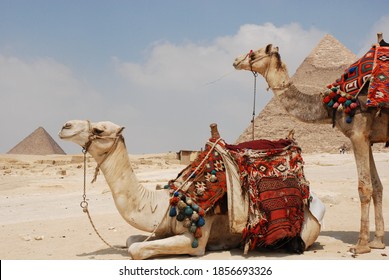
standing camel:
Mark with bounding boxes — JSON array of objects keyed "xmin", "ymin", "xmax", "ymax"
[{"xmin": 233, "ymin": 35, "xmax": 389, "ymax": 254}]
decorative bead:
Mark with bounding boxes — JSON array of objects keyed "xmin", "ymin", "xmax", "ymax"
[
  {"xmin": 169, "ymin": 196, "xmax": 180, "ymax": 205},
  {"xmin": 323, "ymin": 96, "xmax": 331, "ymax": 103},
  {"xmin": 183, "ymin": 218, "xmax": 192, "ymax": 228},
  {"xmin": 163, "ymin": 184, "xmax": 170, "ymax": 189},
  {"xmin": 186, "ymin": 199, "xmax": 193, "ymax": 206},
  {"xmin": 211, "ymin": 170, "xmax": 217, "ymax": 175},
  {"xmin": 327, "ymin": 100, "xmax": 334, "ymax": 107},
  {"xmin": 189, "ymin": 223, "xmax": 197, "ymax": 233},
  {"xmin": 346, "ymin": 116, "xmax": 353, "ymax": 123},
  {"xmin": 169, "ymin": 206, "xmax": 177, "ymax": 217},
  {"xmin": 198, "ymin": 208, "xmax": 205, "ymax": 216},
  {"xmin": 192, "ymin": 204, "xmax": 199, "ymax": 212},
  {"xmin": 184, "ymin": 206, "xmax": 193, "ymax": 216},
  {"xmin": 177, "ymin": 200, "xmax": 187, "ymax": 210},
  {"xmin": 176, "ymin": 212, "xmax": 185, "ymax": 221},
  {"xmin": 191, "ymin": 238, "xmax": 199, "ymax": 248},
  {"xmin": 332, "ymin": 102, "xmax": 339, "ymax": 109},
  {"xmin": 191, "ymin": 212, "xmax": 200, "ymax": 222},
  {"xmin": 197, "ymin": 216, "xmax": 205, "ymax": 227},
  {"xmin": 345, "ymin": 100, "xmax": 352, "ymax": 107},
  {"xmin": 350, "ymin": 102, "xmax": 358, "ymax": 109},
  {"xmin": 338, "ymin": 97, "xmax": 347, "ymax": 103},
  {"xmin": 174, "ymin": 191, "xmax": 179, "ymax": 197},
  {"xmin": 210, "ymin": 174, "xmax": 218, "ymax": 182},
  {"xmin": 194, "ymin": 227, "xmax": 202, "ymax": 238}
]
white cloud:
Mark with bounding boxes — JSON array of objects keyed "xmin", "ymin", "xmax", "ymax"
[
  {"xmin": 0, "ymin": 55, "xmax": 104, "ymax": 153},
  {"xmin": 1, "ymin": 23, "xmax": 327, "ymax": 154},
  {"xmin": 113, "ymin": 23, "xmax": 326, "ymax": 152},
  {"xmin": 359, "ymin": 15, "xmax": 389, "ymax": 54}
]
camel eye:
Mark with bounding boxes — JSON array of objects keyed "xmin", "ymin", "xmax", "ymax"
[
  {"xmin": 63, "ymin": 123, "xmax": 72, "ymax": 129},
  {"xmin": 93, "ymin": 128, "xmax": 104, "ymax": 135}
]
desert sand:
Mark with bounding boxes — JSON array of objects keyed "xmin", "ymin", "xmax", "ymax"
[{"xmin": 0, "ymin": 151, "xmax": 388, "ymax": 260}]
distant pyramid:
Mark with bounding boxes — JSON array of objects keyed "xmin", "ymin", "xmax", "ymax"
[
  {"xmin": 236, "ymin": 35, "xmax": 360, "ymax": 153},
  {"xmin": 7, "ymin": 127, "xmax": 66, "ymax": 155}
]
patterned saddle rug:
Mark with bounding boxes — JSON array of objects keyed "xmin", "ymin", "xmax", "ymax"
[
  {"xmin": 323, "ymin": 44, "xmax": 389, "ymax": 122},
  {"xmin": 166, "ymin": 137, "xmax": 309, "ymax": 251}
]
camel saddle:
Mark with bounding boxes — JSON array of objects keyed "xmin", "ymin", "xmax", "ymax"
[{"xmin": 167, "ymin": 137, "xmax": 312, "ymax": 251}]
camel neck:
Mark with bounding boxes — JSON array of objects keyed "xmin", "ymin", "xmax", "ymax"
[
  {"xmin": 262, "ymin": 60, "xmax": 331, "ymax": 123},
  {"xmin": 98, "ymin": 140, "xmax": 171, "ymax": 233}
]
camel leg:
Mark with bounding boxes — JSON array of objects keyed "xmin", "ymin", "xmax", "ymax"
[
  {"xmin": 128, "ymin": 217, "xmax": 214, "ymax": 260},
  {"xmin": 368, "ymin": 148, "xmax": 385, "ymax": 249},
  {"xmin": 350, "ymin": 137, "xmax": 373, "ymax": 254}
]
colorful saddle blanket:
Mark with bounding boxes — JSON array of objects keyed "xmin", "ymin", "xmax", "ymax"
[
  {"xmin": 367, "ymin": 46, "xmax": 389, "ymax": 107},
  {"xmin": 228, "ymin": 140, "xmax": 310, "ymax": 249},
  {"xmin": 166, "ymin": 137, "xmax": 309, "ymax": 250},
  {"xmin": 323, "ymin": 45, "xmax": 389, "ymax": 122}
]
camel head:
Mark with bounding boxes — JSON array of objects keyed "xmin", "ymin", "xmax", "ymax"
[
  {"xmin": 59, "ymin": 120, "xmax": 125, "ymax": 158},
  {"xmin": 233, "ymin": 44, "xmax": 285, "ymax": 74}
]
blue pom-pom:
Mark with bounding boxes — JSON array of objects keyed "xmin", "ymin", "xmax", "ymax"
[
  {"xmin": 197, "ymin": 216, "xmax": 205, "ymax": 227},
  {"xmin": 174, "ymin": 191, "xmax": 179, "ymax": 197},
  {"xmin": 169, "ymin": 206, "xmax": 177, "ymax": 217},
  {"xmin": 346, "ymin": 116, "xmax": 353, "ymax": 123},
  {"xmin": 211, "ymin": 170, "xmax": 217, "ymax": 175},
  {"xmin": 184, "ymin": 206, "xmax": 193, "ymax": 216},
  {"xmin": 191, "ymin": 238, "xmax": 199, "ymax": 248},
  {"xmin": 327, "ymin": 100, "xmax": 334, "ymax": 107}
]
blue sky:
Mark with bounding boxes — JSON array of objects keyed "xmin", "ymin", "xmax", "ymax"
[{"xmin": 1, "ymin": 0, "xmax": 389, "ymax": 154}]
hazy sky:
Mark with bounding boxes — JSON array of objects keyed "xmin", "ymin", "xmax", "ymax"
[{"xmin": 1, "ymin": 0, "xmax": 388, "ymax": 154}]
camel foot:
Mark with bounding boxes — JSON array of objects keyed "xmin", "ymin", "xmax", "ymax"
[
  {"xmin": 349, "ymin": 244, "xmax": 371, "ymax": 254},
  {"xmin": 369, "ymin": 238, "xmax": 385, "ymax": 249}
]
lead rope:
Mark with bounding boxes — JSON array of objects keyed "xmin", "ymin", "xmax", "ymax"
[
  {"xmin": 251, "ymin": 71, "xmax": 258, "ymax": 140},
  {"xmin": 80, "ymin": 148, "xmax": 127, "ymax": 252}
]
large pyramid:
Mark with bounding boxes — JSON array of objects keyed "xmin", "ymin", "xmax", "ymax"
[
  {"xmin": 7, "ymin": 127, "xmax": 66, "ymax": 155},
  {"xmin": 236, "ymin": 35, "xmax": 361, "ymax": 153}
]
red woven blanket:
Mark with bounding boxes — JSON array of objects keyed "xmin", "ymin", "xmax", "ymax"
[
  {"xmin": 229, "ymin": 142, "xmax": 310, "ymax": 249},
  {"xmin": 167, "ymin": 138, "xmax": 309, "ymax": 250},
  {"xmin": 367, "ymin": 46, "xmax": 389, "ymax": 107}
]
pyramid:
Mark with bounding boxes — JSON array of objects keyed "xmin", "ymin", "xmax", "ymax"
[
  {"xmin": 236, "ymin": 35, "xmax": 360, "ymax": 153},
  {"xmin": 7, "ymin": 127, "xmax": 66, "ymax": 155}
]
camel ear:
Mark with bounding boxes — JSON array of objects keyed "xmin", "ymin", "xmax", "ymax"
[
  {"xmin": 274, "ymin": 46, "xmax": 279, "ymax": 53},
  {"xmin": 265, "ymin": 44, "xmax": 273, "ymax": 54},
  {"xmin": 117, "ymin": 127, "xmax": 125, "ymax": 135}
]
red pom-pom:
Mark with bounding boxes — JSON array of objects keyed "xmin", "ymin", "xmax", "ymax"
[
  {"xmin": 194, "ymin": 227, "xmax": 202, "ymax": 238},
  {"xmin": 169, "ymin": 196, "xmax": 180, "ymax": 206},
  {"xmin": 198, "ymin": 208, "xmax": 205, "ymax": 216},
  {"xmin": 323, "ymin": 96, "xmax": 331, "ymax": 103},
  {"xmin": 329, "ymin": 91, "xmax": 337, "ymax": 99},
  {"xmin": 344, "ymin": 107, "xmax": 351, "ymax": 114},
  {"xmin": 338, "ymin": 97, "xmax": 347, "ymax": 104}
]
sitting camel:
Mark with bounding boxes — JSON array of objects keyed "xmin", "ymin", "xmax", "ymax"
[{"xmin": 59, "ymin": 120, "xmax": 322, "ymax": 259}]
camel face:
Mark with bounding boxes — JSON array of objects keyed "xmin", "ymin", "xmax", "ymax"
[
  {"xmin": 59, "ymin": 120, "xmax": 124, "ymax": 152},
  {"xmin": 233, "ymin": 44, "xmax": 279, "ymax": 73},
  {"xmin": 58, "ymin": 120, "xmax": 91, "ymax": 147}
]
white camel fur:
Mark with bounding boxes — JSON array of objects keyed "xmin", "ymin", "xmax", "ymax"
[
  {"xmin": 59, "ymin": 120, "xmax": 321, "ymax": 259},
  {"xmin": 233, "ymin": 35, "xmax": 388, "ymax": 254}
]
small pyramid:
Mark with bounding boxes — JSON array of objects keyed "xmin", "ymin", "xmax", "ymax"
[
  {"xmin": 236, "ymin": 35, "xmax": 359, "ymax": 153},
  {"xmin": 7, "ymin": 127, "xmax": 66, "ymax": 155}
]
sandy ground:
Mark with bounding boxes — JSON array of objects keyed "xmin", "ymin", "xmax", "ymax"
[{"xmin": 0, "ymin": 151, "xmax": 388, "ymax": 260}]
